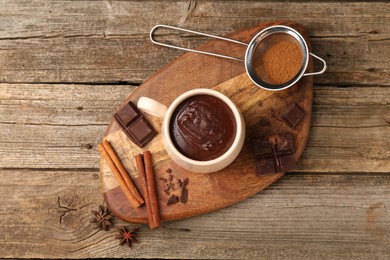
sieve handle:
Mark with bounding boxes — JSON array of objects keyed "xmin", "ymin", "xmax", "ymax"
[
  {"xmin": 303, "ymin": 53, "xmax": 327, "ymax": 76},
  {"xmin": 150, "ymin": 24, "xmax": 248, "ymax": 61}
]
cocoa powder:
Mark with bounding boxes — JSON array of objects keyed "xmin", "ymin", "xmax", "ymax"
[{"xmin": 256, "ymin": 39, "xmax": 303, "ymax": 85}]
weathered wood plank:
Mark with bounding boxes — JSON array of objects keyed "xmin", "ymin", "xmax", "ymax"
[
  {"xmin": 0, "ymin": 84, "xmax": 135, "ymax": 124},
  {"xmin": 0, "ymin": 84, "xmax": 135, "ymax": 169},
  {"xmin": 0, "ymin": 170, "xmax": 388, "ymax": 259},
  {"xmin": 1, "ymin": 37, "xmax": 389, "ymax": 85},
  {"xmin": 0, "ymin": 84, "xmax": 389, "ymax": 171},
  {"xmin": 1, "ymin": 2, "xmax": 388, "ymax": 260},
  {"xmin": 0, "ymin": 1, "xmax": 188, "ymax": 39},
  {"xmin": 1, "ymin": 1, "xmax": 389, "ymax": 38},
  {"xmin": 0, "ymin": 2, "xmax": 389, "ymax": 85}
]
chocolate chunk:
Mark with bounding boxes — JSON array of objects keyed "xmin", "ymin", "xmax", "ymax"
[
  {"xmin": 255, "ymin": 157, "xmax": 277, "ymax": 176},
  {"xmin": 167, "ymin": 195, "xmax": 179, "ymax": 206},
  {"xmin": 114, "ymin": 102, "xmax": 140, "ymax": 128},
  {"xmin": 114, "ymin": 101, "xmax": 156, "ymax": 147},
  {"xmin": 252, "ymin": 133, "xmax": 296, "ymax": 176},
  {"xmin": 125, "ymin": 116, "xmax": 156, "ymax": 147},
  {"xmin": 252, "ymin": 139, "xmax": 274, "ymax": 158},
  {"xmin": 180, "ymin": 186, "xmax": 188, "ymax": 204},
  {"xmin": 268, "ymin": 133, "xmax": 294, "ymax": 152},
  {"xmin": 163, "ymin": 183, "xmax": 171, "ymax": 195},
  {"xmin": 182, "ymin": 178, "xmax": 189, "ymax": 186},
  {"xmin": 282, "ymin": 103, "xmax": 306, "ymax": 128}
]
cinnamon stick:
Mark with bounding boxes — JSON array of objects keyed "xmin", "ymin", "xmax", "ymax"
[
  {"xmin": 98, "ymin": 144, "xmax": 142, "ymax": 208},
  {"xmin": 102, "ymin": 140, "xmax": 144, "ymax": 205},
  {"xmin": 143, "ymin": 151, "xmax": 160, "ymax": 229},
  {"xmin": 135, "ymin": 154, "xmax": 155, "ymax": 229}
]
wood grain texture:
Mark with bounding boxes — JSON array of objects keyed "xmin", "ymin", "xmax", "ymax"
[
  {"xmin": 0, "ymin": 1, "xmax": 389, "ymax": 259},
  {"xmin": 1, "ymin": 84, "xmax": 388, "ymax": 172},
  {"xmin": 100, "ymin": 20, "xmax": 315, "ymax": 223},
  {"xmin": 0, "ymin": 2, "xmax": 389, "ymax": 85},
  {"xmin": 0, "ymin": 169, "xmax": 388, "ymax": 259}
]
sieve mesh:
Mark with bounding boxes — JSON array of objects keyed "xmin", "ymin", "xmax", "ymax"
[{"xmin": 251, "ymin": 33, "xmax": 305, "ymax": 86}]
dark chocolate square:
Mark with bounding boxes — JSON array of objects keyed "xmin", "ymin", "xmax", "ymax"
[
  {"xmin": 279, "ymin": 154, "xmax": 296, "ymax": 173},
  {"xmin": 125, "ymin": 116, "xmax": 156, "ymax": 147},
  {"xmin": 252, "ymin": 139, "xmax": 274, "ymax": 159},
  {"xmin": 282, "ymin": 103, "xmax": 306, "ymax": 128},
  {"xmin": 269, "ymin": 133, "xmax": 294, "ymax": 151},
  {"xmin": 251, "ymin": 133, "xmax": 296, "ymax": 176},
  {"xmin": 114, "ymin": 102, "xmax": 140, "ymax": 128},
  {"xmin": 255, "ymin": 157, "xmax": 278, "ymax": 176}
]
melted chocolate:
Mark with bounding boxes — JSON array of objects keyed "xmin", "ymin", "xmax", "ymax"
[{"xmin": 170, "ymin": 95, "xmax": 236, "ymax": 161}]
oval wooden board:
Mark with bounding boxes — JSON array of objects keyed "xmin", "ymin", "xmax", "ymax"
[{"xmin": 100, "ymin": 20, "xmax": 313, "ymax": 224}]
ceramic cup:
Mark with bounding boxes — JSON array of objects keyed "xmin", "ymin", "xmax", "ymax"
[{"xmin": 137, "ymin": 88, "xmax": 245, "ymax": 173}]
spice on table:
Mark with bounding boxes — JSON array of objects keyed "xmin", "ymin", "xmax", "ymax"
[
  {"xmin": 116, "ymin": 226, "xmax": 139, "ymax": 248},
  {"xmin": 98, "ymin": 141, "xmax": 144, "ymax": 208},
  {"xmin": 135, "ymin": 152, "xmax": 160, "ymax": 229},
  {"xmin": 255, "ymin": 38, "xmax": 303, "ymax": 85},
  {"xmin": 90, "ymin": 205, "xmax": 114, "ymax": 231}
]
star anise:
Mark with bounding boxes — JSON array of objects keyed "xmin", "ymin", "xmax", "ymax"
[
  {"xmin": 90, "ymin": 205, "xmax": 114, "ymax": 231},
  {"xmin": 116, "ymin": 226, "xmax": 139, "ymax": 248}
]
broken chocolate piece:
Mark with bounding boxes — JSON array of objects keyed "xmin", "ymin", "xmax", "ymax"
[
  {"xmin": 180, "ymin": 178, "xmax": 189, "ymax": 204},
  {"xmin": 114, "ymin": 101, "xmax": 156, "ymax": 147},
  {"xmin": 180, "ymin": 186, "xmax": 188, "ymax": 204},
  {"xmin": 182, "ymin": 178, "xmax": 189, "ymax": 186},
  {"xmin": 167, "ymin": 195, "xmax": 179, "ymax": 206},
  {"xmin": 163, "ymin": 183, "xmax": 171, "ymax": 195},
  {"xmin": 126, "ymin": 117, "xmax": 156, "ymax": 147},
  {"xmin": 114, "ymin": 102, "xmax": 140, "ymax": 128},
  {"xmin": 252, "ymin": 133, "xmax": 296, "ymax": 175},
  {"xmin": 159, "ymin": 172, "xmax": 190, "ymax": 205},
  {"xmin": 282, "ymin": 103, "xmax": 306, "ymax": 128}
]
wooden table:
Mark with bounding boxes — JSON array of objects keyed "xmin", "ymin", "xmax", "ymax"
[{"xmin": 0, "ymin": 1, "xmax": 389, "ymax": 259}]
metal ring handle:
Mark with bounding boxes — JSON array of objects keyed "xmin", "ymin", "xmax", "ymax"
[
  {"xmin": 303, "ymin": 53, "xmax": 327, "ymax": 76},
  {"xmin": 150, "ymin": 24, "xmax": 247, "ymax": 61}
]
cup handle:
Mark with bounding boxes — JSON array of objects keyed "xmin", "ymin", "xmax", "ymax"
[
  {"xmin": 303, "ymin": 53, "xmax": 327, "ymax": 76},
  {"xmin": 137, "ymin": 97, "xmax": 168, "ymax": 118}
]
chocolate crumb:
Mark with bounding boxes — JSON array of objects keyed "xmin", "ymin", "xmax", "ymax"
[
  {"xmin": 180, "ymin": 187, "xmax": 188, "ymax": 204},
  {"xmin": 182, "ymin": 178, "xmax": 189, "ymax": 186},
  {"xmin": 163, "ymin": 183, "xmax": 171, "ymax": 195},
  {"xmin": 166, "ymin": 168, "xmax": 172, "ymax": 174},
  {"xmin": 167, "ymin": 195, "xmax": 179, "ymax": 206},
  {"xmin": 159, "ymin": 177, "xmax": 168, "ymax": 183},
  {"xmin": 160, "ymin": 173, "xmax": 189, "ymax": 205}
]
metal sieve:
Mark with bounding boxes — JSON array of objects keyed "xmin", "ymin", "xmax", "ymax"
[{"xmin": 150, "ymin": 24, "xmax": 327, "ymax": 91}]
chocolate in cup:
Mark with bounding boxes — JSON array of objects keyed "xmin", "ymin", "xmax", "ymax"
[
  {"xmin": 170, "ymin": 94, "xmax": 237, "ymax": 161},
  {"xmin": 137, "ymin": 89, "xmax": 245, "ymax": 173}
]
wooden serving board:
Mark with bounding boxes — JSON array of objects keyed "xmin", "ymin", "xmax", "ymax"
[{"xmin": 100, "ymin": 20, "xmax": 313, "ymax": 224}]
